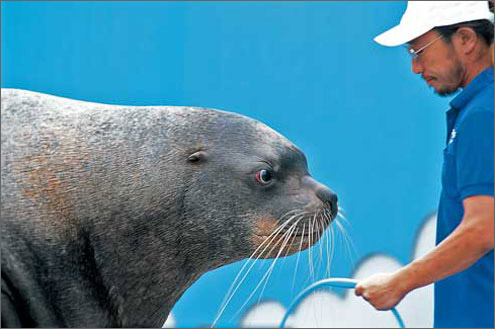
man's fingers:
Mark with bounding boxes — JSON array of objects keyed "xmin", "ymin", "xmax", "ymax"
[{"xmin": 354, "ymin": 284, "xmax": 363, "ymax": 296}]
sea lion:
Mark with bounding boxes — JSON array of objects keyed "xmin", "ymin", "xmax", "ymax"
[{"xmin": 1, "ymin": 88, "xmax": 338, "ymax": 327}]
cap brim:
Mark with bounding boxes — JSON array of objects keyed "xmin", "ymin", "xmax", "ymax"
[{"xmin": 374, "ymin": 23, "xmax": 433, "ymax": 47}]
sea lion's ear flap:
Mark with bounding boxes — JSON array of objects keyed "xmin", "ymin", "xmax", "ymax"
[{"xmin": 187, "ymin": 150, "xmax": 207, "ymax": 163}]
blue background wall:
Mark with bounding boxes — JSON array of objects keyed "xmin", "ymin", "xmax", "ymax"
[{"xmin": 2, "ymin": 1, "xmax": 450, "ymax": 327}]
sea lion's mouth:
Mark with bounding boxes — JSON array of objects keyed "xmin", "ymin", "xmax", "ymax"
[{"xmin": 252, "ymin": 209, "xmax": 335, "ymax": 259}]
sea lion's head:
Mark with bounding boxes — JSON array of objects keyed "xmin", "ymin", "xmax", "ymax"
[{"xmin": 173, "ymin": 108, "xmax": 338, "ymax": 267}]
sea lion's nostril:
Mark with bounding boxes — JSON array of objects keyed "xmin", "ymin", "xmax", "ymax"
[
  {"xmin": 302, "ymin": 176, "xmax": 338, "ymax": 215},
  {"xmin": 316, "ymin": 188, "xmax": 338, "ymax": 214}
]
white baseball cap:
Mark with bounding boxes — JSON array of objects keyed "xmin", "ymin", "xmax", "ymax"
[{"xmin": 374, "ymin": 1, "xmax": 494, "ymax": 47}]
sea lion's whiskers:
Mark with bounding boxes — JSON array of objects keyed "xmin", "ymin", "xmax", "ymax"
[
  {"xmin": 321, "ymin": 212, "xmax": 330, "ymax": 278},
  {"xmin": 336, "ymin": 208, "xmax": 352, "ymax": 244},
  {"xmin": 255, "ymin": 223, "xmax": 299, "ymax": 306},
  {"xmin": 330, "ymin": 213, "xmax": 336, "ymax": 276},
  {"xmin": 212, "ymin": 218, "xmax": 296, "ymax": 327},
  {"xmin": 307, "ymin": 215, "xmax": 312, "ymax": 280},
  {"xmin": 336, "ymin": 208, "xmax": 351, "ymax": 228},
  {"xmin": 212, "ymin": 228, "xmax": 288, "ymax": 328},
  {"xmin": 307, "ymin": 212, "xmax": 317, "ymax": 282},
  {"xmin": 325, "ymin": 226, "xmax": 331, "ymax": 277},
  {"xmin": 280, "ymin": 209, "xmax": 304, "ymax": 221},
  {"xmin": 335, "ymin": 218, "xmax": 350, "ymax": 262},
  {"xmin": 324, "ymin": 211, "xmax": 335, "ymax": 278},
  {"xmin": 231, "ymin": 223, "xmax": 298, "ymax": 320},
  {"xmin": 301, "ymin": 209, "xmax": 331, "ymax": 288},
  {"xmin": 255, "ymin": 213, "xmax": 304, "ymax": 258},
  {"xmin": 312, "ymin": 212, "xmax": 323, "ymax": 277},
  {"xmin": 278, "ymin": 223, "xmax": 300, "ymax": 275},
  {"xmin": 335, "ymin": 218, "xmax": 353, "ymax": 249},
  {"xmin": 212, "ymin": 213, "xmax": 303, "ymax": 327},
  {"xmin": 335, "ymin": 217, "xmax": 358, "ymax": 268},
  {"xmin": 317, "ymin": 210, "xmax": 325, "ymax": 270},
  {"xmin": 283, "ymin": 226, "xmax": 300, "ymax": 258},
  {"xmin": 315, "ymin": 215, "xmax": 327, "ymax": 328},
  {"xmin": 253, "ymin": 215, "xmax": 302, "ymax": 266},
  {"xmin": 291, "ymin": 223, "xmax": 306, "ymax": 298},
  {"xmin": 318, "ymin": 212, "xmax": 330, "ymax": 278},
  {"xmin": 315, "ymin": 209, "xmax": 324, "ymax": 259},
  {"xmin": 338, "ymin": 214, "xmax": 350, "ymax": 229}
]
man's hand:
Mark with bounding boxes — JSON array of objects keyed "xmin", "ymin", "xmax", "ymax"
[
  {"xmin": 355, "ymin": 196, "xmax": 493, "ymax": 312},
  {"xmin": 354, "ymin": 272, "xmax": 409, "ymax": 311}
]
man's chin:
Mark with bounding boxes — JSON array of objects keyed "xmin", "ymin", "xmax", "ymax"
[
  {"xmin": 435, "ymin": 89, "xmax": 459, "ymax": 97},
  {"xmin": 431, "ymin": 84, "xmax": 460, "ymax": 97}
]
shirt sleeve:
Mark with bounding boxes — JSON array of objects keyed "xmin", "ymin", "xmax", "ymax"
[{"xmin": 455, "ymin": 109, "xmax": 494, "ymax": 199}]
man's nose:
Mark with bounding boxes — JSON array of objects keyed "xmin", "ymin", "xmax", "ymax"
[{"xmin": 411, "ymin": 58, "xmax": 423, "ymax": 74}]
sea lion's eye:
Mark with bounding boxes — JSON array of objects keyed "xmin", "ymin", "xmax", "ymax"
[
  {"xmin": 256, "ymin": 169, "xmax": 272, "ymax": 184},
  {"xmin": 187, "ymin": 150, "xmax": 206, "ymax": 163}
]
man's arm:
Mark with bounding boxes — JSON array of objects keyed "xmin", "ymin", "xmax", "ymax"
[{"xmin": 354, "ymin": 195, "xmax": 494, "ymax": 311}]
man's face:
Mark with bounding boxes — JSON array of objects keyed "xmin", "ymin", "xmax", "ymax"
[{"xmin": 407, "ymin": 30, "xmax": 465, "ymax": 96}]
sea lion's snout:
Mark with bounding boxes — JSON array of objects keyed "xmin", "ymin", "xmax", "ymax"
[
  {"xmin": 251, "ymin": 173, "xmax": 339, "ymax": 259},
  {"xmin": 316, "ymin": 187, "xmax": 338, "ymax": 217},
  {"xmin": 302, "ymin": 176, "xmax": 338, "ymax": 219}
]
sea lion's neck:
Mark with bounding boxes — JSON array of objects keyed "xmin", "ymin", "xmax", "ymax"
[
  {"xmin": 6, "ymin": 213, "xmax": 211, "ymax": 327},
  {"xmin": 85, "ymin": 213, "xmax": 209, "ymax": 327}
]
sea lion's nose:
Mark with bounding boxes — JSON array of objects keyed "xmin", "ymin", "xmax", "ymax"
[
  {"xmin": 316, "ymin": 188, "xmax": 338, "ymax": 215},
  {"xmin": 302, "ymin": 176, "xmax": 338, "ymax": 216}
]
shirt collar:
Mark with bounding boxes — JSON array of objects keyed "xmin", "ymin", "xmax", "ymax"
[{"xmin": 449, "ymin": 66, "xmax": 494, "ymax": 111}]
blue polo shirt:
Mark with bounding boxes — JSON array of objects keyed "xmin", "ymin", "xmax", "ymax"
[{"xmin": 434, "ymin": 67, "xmax": 494, "ymax": 328}]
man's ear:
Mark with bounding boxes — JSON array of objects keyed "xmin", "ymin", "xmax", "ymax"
[{"xmin": 453, "ymin": 27, "xmax": 478, "ymax": 54}]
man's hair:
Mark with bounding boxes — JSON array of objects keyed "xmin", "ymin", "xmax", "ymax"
[{"xmin": 434, "ymin": 19, "xmax": 494, "ymax": 46}]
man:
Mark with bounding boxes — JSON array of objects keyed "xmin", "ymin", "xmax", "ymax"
[{"xmin": 355, "ymin": 2, "xmax": 494, "ymax": 328}]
